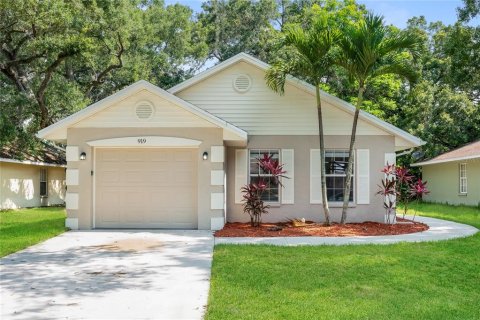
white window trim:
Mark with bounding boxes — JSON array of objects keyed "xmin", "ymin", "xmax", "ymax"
[
  {"xmin": 325, "ymin": 149, "xmax": 355, "ymax": 205},
  {"xmin": 40, "ymin": 168, "xmax": 48, "ymax": 197},
  {"xmin": 248, "ymin": 149, "xmax": 281, "ymax": 204},
  {"xmin": 459, "ymin": 163, "xmax": 468, "ymax": 194}
]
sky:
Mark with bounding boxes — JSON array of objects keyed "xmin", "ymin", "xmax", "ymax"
[{"xmin": 164, "ymin": 0, "xmax": 479, "ymax": 29}]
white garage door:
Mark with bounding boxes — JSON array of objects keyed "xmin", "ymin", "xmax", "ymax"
[{"xmin": 95, "ymin": 148, "xmax": 197, "ymax": 228}]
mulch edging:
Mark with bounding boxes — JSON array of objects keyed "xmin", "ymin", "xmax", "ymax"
[{"xmin": 214, "ymin": 219, "xmax": 429, "ymax": 237}]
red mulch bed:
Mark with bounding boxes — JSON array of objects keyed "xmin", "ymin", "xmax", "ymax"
[{"xmin": 214, "ymin": 218, "xmax": 429, "ymax": 237}]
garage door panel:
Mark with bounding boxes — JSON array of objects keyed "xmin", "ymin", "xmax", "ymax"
[
  {"xmin": 97, "ymin": 191, "xmax": 122, "ymax": 223},
  {"xmin": 148, "ymin": 150, "xmax": 169, "ymax": 162},
  {"xmin": 174, "ymin": 150, "xmax": 195, "ymax": 162},
  {"xmin": 98, "ymin": 171, "xmax": 121, "ymax": 183},
  {"xmin": 174, "ymin": 171, "xmax": 195, "ymax": 185},
  {"xmin": 125, "ymin": 170, "xmax": 149, "ymax": 183},
  {"xmin": 149, "ymin": 171, "xmax": 169, "ymax": 184},
  {"xmin": 125, "ymin": 151, "xmax": 146, "ymax": 162},
  {"xmin": 95, "ymin": 148, "xmax": 197, "ymax": 229}
]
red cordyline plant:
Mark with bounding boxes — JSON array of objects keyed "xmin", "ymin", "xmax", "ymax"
[
  {"xmin": 377, "ymin": 162, "xmax": 398, "ymax": 224},
  {"xmin": 409, "ymin": 179, "xmax": 430, "ymax": 220},
  {"xmin": 242, "ymin": 153, "xmax": 287, "ymax": 227},
  {"xmin": 395, "ymin": 166, "xmax": 414, "ymax": 218},
  {"xmin": 377, "ymin": 163, "xmax": 430, "ymax": 223}
]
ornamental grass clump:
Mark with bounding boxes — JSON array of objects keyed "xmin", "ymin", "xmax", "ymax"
[{"xmin": 241, "ymin": 153, "xmax": 287, "ymax": 227}]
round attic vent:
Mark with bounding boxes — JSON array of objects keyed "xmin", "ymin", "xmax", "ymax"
[
  {"xmin": 233, "ymin": 74, "xmax": 252, "ymax": 93},
  {"xmin": 135, "ymin": 101, "xmax": 154, "ymax": 120}
]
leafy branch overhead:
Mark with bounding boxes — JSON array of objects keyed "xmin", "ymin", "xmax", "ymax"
[{"xmin": 0, "ymin": 0, "xmax": 478, "ymax": 162}]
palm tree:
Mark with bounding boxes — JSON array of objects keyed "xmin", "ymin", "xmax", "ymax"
[
  {"xmin": 265, "ymin": 13, "xmax": 339, "ymax": 225},
  {"xmin": 336, "ymin": 13, "xmax": 421, "ymax": 224}
]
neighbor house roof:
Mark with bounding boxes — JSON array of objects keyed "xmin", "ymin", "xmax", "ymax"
[
  {"xmin": 168, "ymin": 52, "xmax": 425, "ymax": 150},
  {"xmin": 412, "ymin": 140, "xmax": 480, "ymax": 167},
  {"xmin": 0, "ymin": 143, "xmax": 66, "ymax": 167},
  {"xmin": 37, "ymin": 80, "xmax": 248, "ymax": 142}
]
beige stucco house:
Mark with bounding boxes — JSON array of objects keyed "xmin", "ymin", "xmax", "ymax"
[
  {"xmin": 412, "ymin": 140, "xmax": 480, "ymax": 206},
  {"xmin": 37, "ymin": 53, "xmax": 424, "ymax": 230},
  {"xmin": 0, "ymin": 146, "xmax": 66, "ymax": 209}
]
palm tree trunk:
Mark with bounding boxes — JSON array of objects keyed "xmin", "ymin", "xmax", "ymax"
[
  {"xmin": 340, "ymin": 87, "xmax": 364, "ymax": 224},
  {"xmin": 316, "ymin": 85, "xmax": 331, "ymax": 225}
]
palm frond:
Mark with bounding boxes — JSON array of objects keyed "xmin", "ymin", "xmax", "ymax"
[
  {"xmin": 265, "ymin": 61, "xmax": 292, "ymax": 95},
  {"xmin": 336, "ymin": 11, "xmax": 421, "ymax": 86},
  {"xmin": 266, "ymin": 12, "xmax": 338, "ymax": 91},
  {"xmin": 370, "ymin": 61, "xmax": 420, "ymax": 85}
]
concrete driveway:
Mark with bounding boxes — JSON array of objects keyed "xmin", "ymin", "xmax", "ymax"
[{"xmin": 0, "ymin": 230, "xmax": 214, "ymax": 320}]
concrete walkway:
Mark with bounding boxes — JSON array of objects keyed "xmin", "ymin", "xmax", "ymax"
[
  {"xmin": 215, "ymin": 215, "xmax": 478, "ymax": 246},
  {"xmin": 1, "ymin": 230, "xmax": 214, "ymax": 320}
]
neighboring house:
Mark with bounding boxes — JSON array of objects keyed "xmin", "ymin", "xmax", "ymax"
[
  {"xmin": 412, "ymin": 140, "xmax": 480, "ymax": 206},
  {"xmin": 37, "ymin": 53, "xmax": 424, "ymax": 230},
  {"xmin": 0, "ymin": 144, "xmax": 66, "ymax": 209}
]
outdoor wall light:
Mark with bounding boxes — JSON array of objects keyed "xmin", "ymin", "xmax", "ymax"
[
  {"xmin": 202, "ymin": 151, "xmax": 208, "ymax": 160},
  {"xmin": 80, "ymin": 152, "xmax": 86, "ymax": 160}
]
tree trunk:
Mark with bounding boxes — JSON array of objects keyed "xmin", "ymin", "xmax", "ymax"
[
  {"xmin": 315, "ymin": 84, "xmax": 331, "ymax": 225},
  {"xmin": 340, "ymin": 86, "xmax": 364, "ymax": 224}
]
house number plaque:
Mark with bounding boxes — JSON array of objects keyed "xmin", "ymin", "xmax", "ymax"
[{"xmin": 137, "ymin": 138, "xmax": 147, "ymax": 144}]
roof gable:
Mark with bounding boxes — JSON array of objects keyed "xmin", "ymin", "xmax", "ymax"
[
  {"xmin": 37, "ymin": 80, "xmax": 247, "ymax": 142},
  {"xmin": 169, "ymin": 53, "xmax": 425, "ymax": 150},
  {"xmin": 72, "ymin": 89, "xmax": 216, "ymax": 129},
  {"xmin": 413, "ymin": 140, "xmax": 480, "ymax": 166},
  {"xmin": 174, "ymin": 60, "xmax": 389, "ymax": 136}
]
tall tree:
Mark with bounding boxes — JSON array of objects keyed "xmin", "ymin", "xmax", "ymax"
[
  {"xmin": 198, "ymin": 0, "xmax": 278, "ymax": 62},
  {"xmin": 0, "ymin": 0, "xmax": 136, "ymax": 128},
  {"xmin": 0, "ymin": 0, "xmax": 208, "ymax": 154},
  {"xmin": 336, "ymin": 13, "xmax": 420, "ymax": 224},
  {"xmin": 458, "ymin": 0, "xmax": 480, "ymax": 21},
  {"xmin": 265, "ymin": 11, "xmax": 338, "ymax": 225}
]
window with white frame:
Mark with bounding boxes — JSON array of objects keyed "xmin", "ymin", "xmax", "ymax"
[
  {"xmin": 325, "ymin": 150, "xmax": 354, "ymax": 202},
  {"xmin": 459, "ymin": 163, "xmax": 467, "ymax": 194},
  {"xmin": 40, "ymin": 168, "xmax": 48, "ymax": 197},
  {"xmin": 249, "ymin": 149, "xmax": 280, "ymax": 202}
]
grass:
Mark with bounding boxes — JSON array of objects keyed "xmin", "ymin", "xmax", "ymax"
[
  {"xmin": 206, "ymin": 202, "xmax": 480, "ymax": 320},
  {"xmin": 401, "ymin": 202, "xmax": 480, "ymax": 229},
  {"xmin": 0, "ymin": 207, "xmax": 66, "ymax": 257}
]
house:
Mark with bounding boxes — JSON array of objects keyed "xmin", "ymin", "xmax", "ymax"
[
  {"xmin": 36, "ymin": 53, "xmax": 424, "ymax": 230},
  {"xmin": 0, "ymin": 144, "xmax": 66, "ymax": 209},
  {"xmin": 412, "ymin": 140, "xmax": 480, "ymax": 206}
]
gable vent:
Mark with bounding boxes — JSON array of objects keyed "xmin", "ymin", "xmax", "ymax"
[
  {"xmin": 233, "ymin": 74, "xmax": 252, "ymax": 93},
  {"xmin": 135, "ymin": 101, "xmax": 154, "ymax": 120}
]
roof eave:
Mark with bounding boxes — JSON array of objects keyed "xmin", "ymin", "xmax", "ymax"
[
  {"xmin": 0, "ymin": 158, "xmax": 66, "ymax": 168},
  {"xmin": 412, "ymin": 155, "xmax": 480, "ymax": 167},
  {"xmin": 37, "ymin": 80, "xmax": 248, "ymax": 142}
]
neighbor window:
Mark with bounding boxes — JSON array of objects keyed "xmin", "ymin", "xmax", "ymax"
[
  {"xmin": 40, "ymin": 168, "xmax": 48, "ymax": 197},
  {"xmin": 249, "ymin": 149, "xmax": 280, "ymax": 202},
  {"xmin": 459, "ymin": 163, "xmax": 467, "ymax": 194},
  {"xmin": 325, "ymin": 150, "xmax": 354, "ymax": 202}
]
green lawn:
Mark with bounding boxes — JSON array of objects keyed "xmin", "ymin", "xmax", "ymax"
[
  {"xmin": 206, "ymin": 203, "xmax": 480, "ymax": 320},
  {"xmin": 0, "ymin": 207, "xmax": 66, "ymax": 257}
]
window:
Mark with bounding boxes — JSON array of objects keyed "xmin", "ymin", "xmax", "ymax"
[
  {"xmin": 325, "ymin": 150, "xmax": 354, "ymax": 202},
  {"xmin": 249, "ymin": 149, "xmax": 279, "ymax": 202},
  {"xmin": 40, "ymin": 168, "xmax": 48, "ymax": 197},
  {"xmin": 459, "ymin": 163, "xmax": 467, "ymax": 194}
]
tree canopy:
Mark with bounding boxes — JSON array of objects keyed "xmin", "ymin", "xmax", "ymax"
[{"xmin": 1, "ymin": 0, "xmax": 478, "ymax": 162}]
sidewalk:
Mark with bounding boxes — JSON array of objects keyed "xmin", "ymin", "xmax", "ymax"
[{"xmin": 215, "ymin": 215, "xmax": 478, "ymax": 246}]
